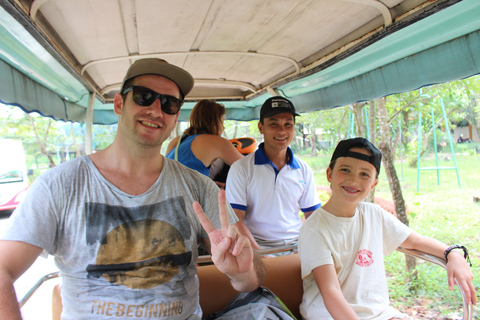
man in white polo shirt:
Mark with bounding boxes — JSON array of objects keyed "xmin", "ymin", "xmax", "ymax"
[{"xmin": 226, "ymin": 96, "xmax": 321, "ymax": 254}]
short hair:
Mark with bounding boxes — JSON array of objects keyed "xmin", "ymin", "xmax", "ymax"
[{"xmin": 184, "ymin": 100, "xmax": 226, "ymax": 136}]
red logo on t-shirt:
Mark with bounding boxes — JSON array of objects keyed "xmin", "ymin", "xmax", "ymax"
[{"xmin": 355, "ymin": 249, "xmax": 374, "ymax": 267}]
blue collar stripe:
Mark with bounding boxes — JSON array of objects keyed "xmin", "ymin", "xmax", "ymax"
[{"xmin": 254, "ymin": 143, "xmax": 300, "ymax": 169}]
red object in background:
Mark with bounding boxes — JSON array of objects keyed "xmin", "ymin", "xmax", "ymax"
[{"xmin": 0, "ymin": 187, "xmax": 28, "ymax": 211}]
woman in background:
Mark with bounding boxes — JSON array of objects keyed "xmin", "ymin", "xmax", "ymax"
[
  {"xmin": 167, "ymin": 99, "xmax": 260, "ymax": 250},
  {"xmin": 166, "ymin": 99, "xmax": 243, "ymax": 184}
]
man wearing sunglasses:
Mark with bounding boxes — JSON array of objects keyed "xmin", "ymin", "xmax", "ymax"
[{"xmin": 0, "ymin": 58, "xmax": 265, "ymax": 320}]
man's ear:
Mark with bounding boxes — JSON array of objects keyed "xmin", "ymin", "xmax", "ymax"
[
  {"xmin": 258, "ymin": 121, "xmax": 264, "ymax": 134},
  {"xmin": 173, "ymin": 112, "xmax": 180, "ymax": 129},
  {"xmin": 113, "ymin": 93, "xmax": 124, "ymax": 116}
]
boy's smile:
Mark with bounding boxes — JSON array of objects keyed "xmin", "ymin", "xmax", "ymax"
[{"xmin": 324, "ymin": 147, "xmax": 378, "ymax": 215}]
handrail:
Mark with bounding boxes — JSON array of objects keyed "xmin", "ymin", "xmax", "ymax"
[
  {"xmin": 19, "ymin": 271, "xmax": 60, "ymax": 308},
  {"xmin": 19, "ymin": 247, "xmax": 474, "ymax": 319},
  {"xmin": 396, "ymin": 247, "xmax": 473, "ymax": 320}
]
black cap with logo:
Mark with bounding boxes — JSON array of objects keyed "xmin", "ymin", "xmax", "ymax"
[{"xmin": 260, "ymin": 96, "xmax": 300, "ymax": 120}]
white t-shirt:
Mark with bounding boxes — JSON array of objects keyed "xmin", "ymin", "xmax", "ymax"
[
  {"xmin": 226, "ymin": 144, "xmax": 321, "ymax": 241},
  {"xmin": 1, "ymin": 156, "xmax": 237, "ymax": 320},
  {"xmin": 299, "ymin": 203, "xmax": 411, "ymax": 320}
]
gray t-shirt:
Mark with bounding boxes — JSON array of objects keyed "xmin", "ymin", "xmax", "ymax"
[{"xmin": 1, "ymin": 156, "xmax": 237, "ymax": 319}]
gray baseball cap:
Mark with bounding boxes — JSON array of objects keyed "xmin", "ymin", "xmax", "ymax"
[{"xmin": 121, "ymin": 58, "xmax": 194, "ymax": 99}]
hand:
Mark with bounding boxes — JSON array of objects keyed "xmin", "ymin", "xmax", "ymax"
[
  {"xmin": 446, "ymin": 252, "xmax": 477, "ymax": 305},
  {"xmin": 192, "ymin": 190, "xmax": 254, "ymax": 278}
]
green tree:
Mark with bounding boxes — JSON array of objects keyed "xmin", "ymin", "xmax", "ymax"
[
  {"xmin": 0, "ymin": 105, "xmax": 64, "ymax": 168},
  {"xmin": 296, "ymin": 106, "xmax": 350, "ymax": 154},
  {"xmin": 92, "ymin": 124, "xmax": 117, "ymax": 150},
  {"xmin": 376, "ymin": 97, "xmax": 417, "ymax": 286}
]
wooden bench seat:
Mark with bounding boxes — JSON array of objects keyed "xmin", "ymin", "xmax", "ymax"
[{"xmin": 199, "ymin": 253, "xmax": 302, "ymax": 319}]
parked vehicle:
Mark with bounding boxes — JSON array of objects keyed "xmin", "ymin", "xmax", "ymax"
[{"xmin": 0, "ymin": 139, "xmax": 28, "ymax": 212}]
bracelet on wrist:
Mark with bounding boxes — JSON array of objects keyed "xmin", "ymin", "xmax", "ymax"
[{"xmin": 444, "ymin": 245, "xmax": 472, "ymax": 266}]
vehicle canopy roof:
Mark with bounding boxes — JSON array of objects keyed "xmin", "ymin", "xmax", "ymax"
[{"xmin": 0, "ymin": 0, "xmax": 479, "ymax": 124}]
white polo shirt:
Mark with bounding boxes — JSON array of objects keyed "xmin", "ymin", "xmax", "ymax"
[{"xmin": 226, "ymin": 143, "xmax": 321, "ymax": 241}]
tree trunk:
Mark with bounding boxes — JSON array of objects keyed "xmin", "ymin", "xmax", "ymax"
[
  {"xmin": 368, "ymin": 101, "xmax": 376, "ymax": 143},
  {"xmin": 310, "ymin": 135, "xmax": 317, "ymax": 156},
  {"xmin": 71, "ymin": 123, "xmax": 81, "ymax": 157},
  {"xmin": 376, "ymin": 97, "xmax": 417, "ymax": 284},
  {"xmin": 468, "ymin": 96, "xmax": 480, "ymax": 140},
  {"xmin": 28, "ymin": 114, "xmax": 56, "ymax": 168},
  {"xmin": 402, "ymin": 111, "xmax": 409, "ymax": 145},
  {"xmin": 353, "ymin": 103, "xmax": 367, "ymax": 137},
  {"xmin": 365, "ymin": 101, "xmax": 376, "ymax": 203},
  {"xmin": 336, "ymin": 109, "xmax": 349, "ymax": 142}
]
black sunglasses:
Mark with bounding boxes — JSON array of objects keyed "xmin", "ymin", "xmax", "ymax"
[{"xmin": 122, "ymin": 86, "xmax": 183, "ymax": 115}]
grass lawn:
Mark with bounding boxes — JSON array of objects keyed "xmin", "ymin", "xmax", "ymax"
[{"xmin": 298, "ymin": 150, "xmax": 480, "ymax": 319}]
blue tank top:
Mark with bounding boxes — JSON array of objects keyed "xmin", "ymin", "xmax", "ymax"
[{"xmin": 166, "ymin": 134, "xmax": 210, "ymax": 176}]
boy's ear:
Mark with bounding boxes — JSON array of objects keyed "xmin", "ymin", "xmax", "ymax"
[
  {"xmin": 326, "ymin": 167, "xmax": 333, "ymax": 183},
  {"xmin": 370, "ymin": 178, "xmax": 379, "ymax": 191}
]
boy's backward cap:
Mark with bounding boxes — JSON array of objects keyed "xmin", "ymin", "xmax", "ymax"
[{"xmin": 331, "ymin": 137, "xmax": 382, "ymax": 174}]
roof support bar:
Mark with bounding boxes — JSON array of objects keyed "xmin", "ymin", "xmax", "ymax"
[
  {"xmin": 29, "ymin": 0, "xmax": 50, "ymax": 20},
  {"xmin": 81, "ymin": 51, "xmax": 301, "ymax": 77},
  {"xmin": 85, "ymin": 92, "xmax": 95, "ymax": 155},
  {"xmin": 340, "ymin": 0, "xmax": 393, "ymax": 26}
]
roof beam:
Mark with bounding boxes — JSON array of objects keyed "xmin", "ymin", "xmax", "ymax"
[
  {"xmin": 340, "ymin": 0, "xmax": 393, "ymax": 26},
  {"xmin": 81, "ymin": 51, "xmax": 301, "ymax": 76}
]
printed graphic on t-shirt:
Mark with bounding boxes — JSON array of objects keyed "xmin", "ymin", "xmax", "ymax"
[
  {"xmin": 84, "ymin": 196, "xmax": 193, "ymax": 289},
  {"xmin": 355, "ymin": 249, "xmax": 374, "ymax": 267}
]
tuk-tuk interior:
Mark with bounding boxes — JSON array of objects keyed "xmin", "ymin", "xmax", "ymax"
[{"xmin": 1, "ymin": 0, "xmax": 479, "ymax": 318}]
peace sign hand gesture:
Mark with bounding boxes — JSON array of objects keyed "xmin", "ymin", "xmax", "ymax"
[{"xmin": 193, "ymin": 190, "xmax": 263, "ymax": 292}]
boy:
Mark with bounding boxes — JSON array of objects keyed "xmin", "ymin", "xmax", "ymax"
[{"xmin": 298, "ymin": 137, "xmax": 476, "ymax": 319}]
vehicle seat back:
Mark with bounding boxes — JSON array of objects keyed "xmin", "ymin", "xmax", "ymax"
[{"xmin": 51, "ymin": 253, "xmax": 303, "ymax": 320}]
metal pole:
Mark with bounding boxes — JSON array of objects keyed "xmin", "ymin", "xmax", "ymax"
[
  {"xmin": 417, "ymin": 112, "xmax": 422, "ymax": 192},
  {"xmin": 398, "ymin": 117, "xmax": 404, "ymax": 180},
  {"xmin": 364, "ymin": 106, "xmax": 370, "ymax": 139},
  {"xmin": 430, "ymin": 106, "xmax": 440, "ymax": 186},
  {"xmin": 85, "ymin": 93, "xmax": 95, "ymax": 155},
  {"xmin": 440, "ymin": 98, "xmax": 461, "ymax": 189}
]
